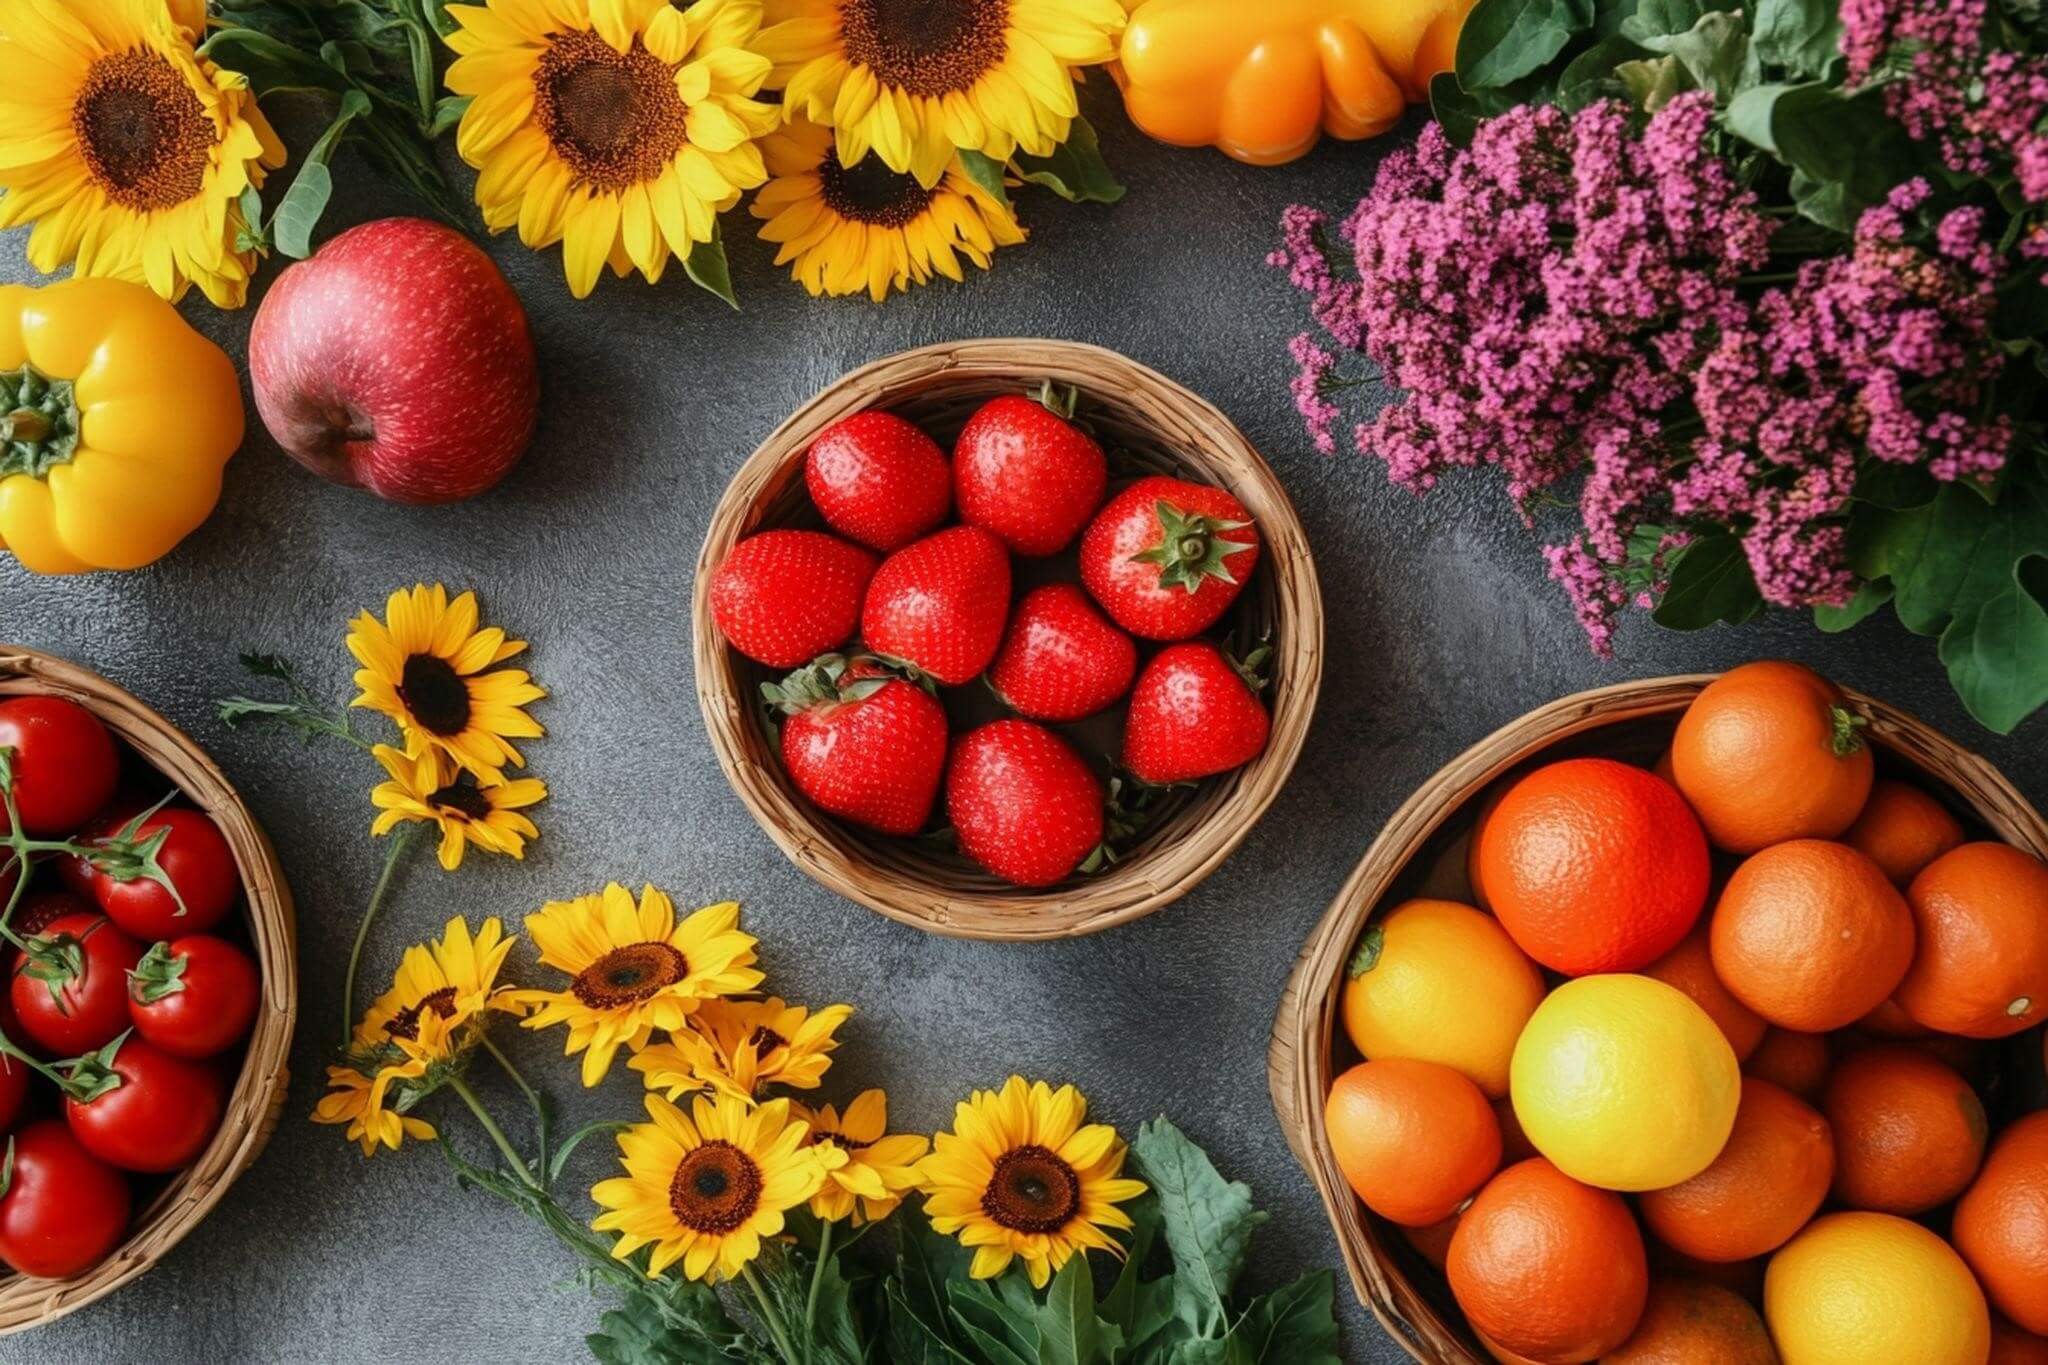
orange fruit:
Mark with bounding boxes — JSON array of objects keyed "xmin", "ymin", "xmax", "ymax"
[
  {"xmin": 1821, "ymin": 1045, "xmax": 1987, "ymax": 1215},
  {"xmin": 1954, "ymin": 1111, "xmax": 2048, "ymax": 1335},
  {"xmin": 1897, "ymin": 842, "xmax": 2048, "ymax": 1038},
  {"xmin": 1323, "ymin": 1058, "xmax": 1501, "ymax": 1226},
  {"xmin": 1475, "ymin": 1329, "xmax": 1551, "ymax": 1365},
  {"xmin": 1604, "ymin": 1278, "xmax": 1777, "ymax": 1364},
  {"xmin": 1639, "ymin": 1078, "xmax": 1834, "ymax": 1263},
  {"xmin": 1856, "ymin": 995, "xmax": 1929, "ymax": 1039},
  {"xmin": 1473, "ymin": 758, "xmax": 1709, "ymax": 975},
  {"xmin": 1644, "ymin": 924, "xmax": 1767, "ymax": 1062},
  {"xmin": 1744, "ymin": 1027, "xmax": 1831, "ymax": 1100},
  {"xmin": 1341, "ymin": 898, "xmax": 1546, "ymax": 1098},
  {"xmin": 1709, "ymin": 839, "xmax": 1915, "ymax": 1032},
  {"xmin": 1448, "ymin": 1158, "xmax": 1648, "ymax": 1363},
  {"xmin": 1670, "ymin": 660, "xmax": 1874, "ymax": 855},
  {"xmin": 1992, "ymin": 1319, "xmax": 2048, "ymax": 1365},
  {"xmin": 1844, "ymin": 778, "xmax": 1964, "ymax": 884},
  {"xmin": 1399, "ymin": 1210, "xmax": 1461, "ymax": 1270},
  {"xmin": 1465, "ymin": 782, "xmax": 1510, "ymax": 911}
]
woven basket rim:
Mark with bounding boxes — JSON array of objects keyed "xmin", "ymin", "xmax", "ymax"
[
  {"xmin": 0, "ymin": 645, "xmax": 296, "ymax": 1334},
  {"xmin": 692, "ymin": 338, "xmax": 1325, "ymax": 941},
  {"xmin": 1266, "ymin": 672, "xmax": 2048, "ymax": 1364}
]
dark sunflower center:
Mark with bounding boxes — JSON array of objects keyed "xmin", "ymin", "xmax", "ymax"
[
  {"xmin": 817, "ymin": 1131, "xmax": 872, "ymax": 1152},
  {"xmin": 982, "ymin": 1144, "xmax": 1080, "ymax": 1233},
  {"xmin": 841, "ymin": 0, "xmax": 1010, "ymax": 98},
  {"xmin": 533, "ymin": 30, "xmax": 689, "ymax": 193},
  {"xmin": 668, "ymin": 1140, "xmax": 762, "ymax": 1233},
  {"xmin": 72, "ymin": 49, "xmax": 214, "ymax": 212},
  {"xmin": 819, "ymin": 155, "xmax": 934, "ymax": 228},
  {"xmin": 570, "ymin": 942, "xmax": 687, "ymax": 1008},
  {"xmin": 746, "ymin": 1027, "xmax": 787, "ymax": 1055},
  {"xmin": 397, "ymin": 654, "xmax": 472, "ymax": 736},
  {"xmin": 384, "ymin": 986, "xmax": 459, "ymax": 1041},
  {"xmin": 428, "ymin": 779, "xmax": 494, "ymax": 823}
]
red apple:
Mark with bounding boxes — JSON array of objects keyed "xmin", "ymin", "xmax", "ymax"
[{"xmin": 249, "ymin": 218, "xmax": 540, "ymax": 504}]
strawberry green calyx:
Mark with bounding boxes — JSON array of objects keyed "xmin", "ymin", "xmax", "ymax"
[
  {"xmin": 1132, "ymin": 499, "xmax": 1254, "ymax": 595},
  {"xmin": 761, "ymin": 654, "xmax": 884, "ymax": 715},
  {"xmin": 1033, "ymin": 380, "xmax": 1080, "ymax": 421},
  {"xmin": 1080, "ymin": 774, "xmax": 1168, "ymax": 872},
  {"xmin": 128, "ymin": 940, "xmax": 189, "ymax": 1004},
  {"xmin": 1223, "ymin": 637, "xmax": 1274, "ymax": 693}
]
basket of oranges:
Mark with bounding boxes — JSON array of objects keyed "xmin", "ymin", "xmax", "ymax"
[{"xmin": 1270, "ymin": 664, "xmax": 2048, "ymax": 1364}]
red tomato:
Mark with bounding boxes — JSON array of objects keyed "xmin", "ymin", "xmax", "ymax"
[
  {"xmin": 9, "ymin": 913, "xmax": 144, "ymax": 1056},
  {"xmin": 55, "ymin": 800, "xmax": 146, "ymax": 899},
  {"xmin": 0, "ymin": 697, "xmax": 119, "ymax": 837},
  {"xmin": 63, "ymin": 1037, "xmax": 224, "ymax": 1173},
  {"xmin": 0, "ymin": 1049, "xmax": 26, "ymax": 1135},
  {"xmin": 128, "ymin": 936, "xmax": 260, "ymax": 1059},
  {"xmin": 4, "ymin": 890, "xmax": 93, "ymax": 975},
  {"xmin": 0, "ymin": 1119, "xmax": 129, "ymax": 1277},
  {"xmin": 92, "ymin": 808, "xmax": 236, "ymax": 940}
]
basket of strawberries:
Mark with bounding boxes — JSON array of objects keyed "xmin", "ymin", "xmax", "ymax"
[{"xmin": 693, "ymin": 339, "xmax": 1324, "ymax": 940}]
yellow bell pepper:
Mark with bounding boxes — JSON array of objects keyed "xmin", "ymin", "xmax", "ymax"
[
  {"xmin": 1115, "ymin": 0, "xmax": 1474, "ymax": 165},
  {"xmin": 0, "ymin": 278, "xmax": 242, "ymax": 575}
]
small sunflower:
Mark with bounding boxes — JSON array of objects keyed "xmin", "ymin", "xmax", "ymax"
[
  {"xmin": 630, "ymin": 995, "xmax": 853, "ymax": 1101},
  {"xmin": 444, "ymin": 0, "xmax": 779, "ymax": 298},
  {"xmin": 366, "ymin": 915, "xmax": 520, "ymax": 1037},
  {"xmin": 756, "ymin": 0, "xmax": 1126, "ymax": 187},
  {"xmin": 917, "ymin": 1075, "xmax": 1147, "ymax": 1288},
  {"xmin": 348, "ymin": 584, "xmax": 546, "ymax": 782},
  {"xmin": 515, "ymin": 885, "xmax": 763, "ymax": 1086},
  {"xmin": 312, "ymin": 1054, "xmax": 438, "ymax": 1157},
  {"xmin": 795, "ymin": 1090, "xmax": 928, "ymax": 1225},
  {"xmin": 0, "ymin": 0, "xmax": 285, "ymax": 306},
  {"xmin": 371, "ymin": 744, "xmax": 546, "ymax": 872},
  {"xmin": 751, "ymin": 118, "xmax": 1023, "ymax": 301},
  {"xmin": 591, "ymin": 1092, "xmax": 843, "ymax": 1281}
]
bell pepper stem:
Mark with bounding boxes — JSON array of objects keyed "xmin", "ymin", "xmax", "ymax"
[{"xmin": 0, "ymin": 408, "xmax": 50, "ymax": 444}]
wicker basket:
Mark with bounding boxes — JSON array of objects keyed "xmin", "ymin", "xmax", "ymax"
[
  {"xmin": 0, "ymin": 646, "xmax": 295, "ymax": 1334},
  {"xmin": 1267, "ymin": 674, "xmax": 2048, "ymax": 1364},
  {"xmin": 693, "ymin": 339, "xmax": 1323, "ymax": 941}
]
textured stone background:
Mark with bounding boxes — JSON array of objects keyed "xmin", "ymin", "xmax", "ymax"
[{"xmin": 5, "ymin": 87, "xmax": 2043, "ymax": 1365}]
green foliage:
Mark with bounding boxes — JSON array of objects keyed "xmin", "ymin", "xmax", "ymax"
[{"xmin": 1653, "ymin": 534, "xmax": 1763, "ymax": 630}]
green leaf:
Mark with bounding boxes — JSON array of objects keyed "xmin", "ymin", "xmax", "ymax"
[
  {"xmin": 945, "ymin": 1279, "xmax": 1034, "ymax": 1365},
  {"xmin": 1814, "ymin": 578, "xmax": 1894, "ymax": 633},
  {"xmin": 684, "ymin": 227, "xmax": 740, "ymax": 310},
  {"xmin": 272, "ymin": 88, "xmax": 371, "ymax": 258},
  {"xmin": 1723, "ymin": 81, "xmax": 1798, "ymax": 152},
  {"xmin": 1653, "ymin": 532, "xmax": 1764, "ymax": 629},
  {"xmin": 1770, "ymin": 85, "xmax": 1925, "ymax": 230},
  {"xmin": 1853, "ymin": 460, "xmax": 1940, "ymax": 511},
  {"xmin": 430, "ymin": 94, "xmax": 472, "ymax": 137},
  {"xmin": 1035, "ymin": 1255, "xmax": 1124, "ymax": 1365},
  {"xmin": 199, "ymin": 26, "xmax": 348, "ymax": 96},
  {"xmin": 1230, "ymin": 1272, "xmax": 1341, "ymax": 1364},
  {"xmin": 1015, "ymin": 117, "xmax": 1123, "ymax": 204},
  {"xmin": 1456, "ymin": 0, "xmax": 1596, "ymax": 89},
  {"xmin": 1130, "ymin": 1118, "xmax": 1267, "ymax": 1337},
  {"xmin": 884, "ymin": 1221, "xmax": 978, "ymax": 1365},
  {"xmin": 585, "ymin": 1283, "xmax": 756, "ymax": 1365},
  {"xmin": 1100, "ymin": 1193, "xmax": 1176, "ymax": 1354},
  {"xmin": 1557, "ymin": 34, "xmax": 1651, "ymax": 109},
  {"xmin": 1750, "ymin": 0, "xmax": 1841, "ymax": 77},
  {"xmin": 1632, "ymin": 9, "xmax": 1757, "ymax": 100},
  {"xmin": 1616, "ymin": 54, "xmax": 1691, "ymax": 109},
  {"xmin": 957, "ymin": 149, "xmax": 1011, "ymax": 208}
]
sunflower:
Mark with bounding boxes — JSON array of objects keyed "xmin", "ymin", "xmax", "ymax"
[
  {"xmin": 0, "ymin": 0, "xmax": 285, "ymax": 306},
  {"xmin": 348, "ymin": 584, "xmax": 546, "ymax": 782},
  {"xmin": 756, "ymin": 0, "xmax": 1125, "ymax": 187},
  {"xmin": 364, "ymin": 915, "xmax": 520, "ymax": 1038},
  {"xmin": 370, "ymin": 744, "xmax": 546, "ymax": 872},
  {"xmin": 591, "ymin": 1092, "xmax": 843, "ymax": 1281},
  {"xmin": 312, "ymin": 1055, "xmax": 439, "ymax": 1157},
  {"xmin": 444, "ymin": 0, "xmax": 779, "ymax": 298},
  {"xmin": 794, "ymin": 1090, "xmax": 928, "ymax": 1224},
  {"xmin": 751, "ymin": 118, "xmax": 1023, "ymax": 301},
  {"xmin": 515, "ymin": 885, "xmax": 763, "ymax": 1086},
  {"xmin": 630, "ymin": 995, "xmax": 853, "ymax": 1101},
  {"xmin": 917, "ymin": 1075, "xmax": 1147, "ymax": 1288}
]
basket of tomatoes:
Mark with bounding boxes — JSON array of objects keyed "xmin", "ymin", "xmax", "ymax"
[
  {"xmin": 0, "ymin": 646, "xmax": 293, "ymax": 1332},
  {"xmin": 1271, "ymin": 663, "xmax": 2048, "ymax": 1363},
  {"xmin": 693, "ymin": 339, "xmax": 1324, "ymax": 940}
]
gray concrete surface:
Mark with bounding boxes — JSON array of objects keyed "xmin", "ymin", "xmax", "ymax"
[{"xmin": 3, "ymin": 90, "xmax": 2042, "ymax": 1364}]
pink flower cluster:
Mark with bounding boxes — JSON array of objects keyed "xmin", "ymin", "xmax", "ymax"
[{"xmin": 1273, "ymin": 94, "xmax": 2013, "ymax": 653}]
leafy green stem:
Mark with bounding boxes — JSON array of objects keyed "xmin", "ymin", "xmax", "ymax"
[
  {"xmin": 340, "ymin": 824, "xmax": 421, "ymax": 1045},
  {"xmin": 740, "ymin": 1263, "xmax": 801, "ymax": 1365},
  {"xmin": 449, "ymin": 1071, "xmax": 543, "ymax": 1192},
  {"xmin": 805, "ymin": 1216, "xmax": 835, "ymax": 1334}
]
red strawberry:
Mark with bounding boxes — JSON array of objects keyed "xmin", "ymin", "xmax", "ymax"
[
  {"xmin": 954, "ymin": 387, "xmax": 1108, "ymax": 556},
  {"xmin": 711, "ymin": 530, "xmax": 877, "ymax": 669},
  {"xmin": 987, "ymin": 584, "xmax": 1137, "ymax": 722},
  {"xmin": 762, "ymin": 655, "xmax": 948, "ymax": 835},
  {"xmin": 805, "ymin": 411, "xmax": 951, "ymax": 551},
  {"xmin": 862, "ymin": 526, "xmax": 1012, "ymax": 685},
  {"xmin": 946, "ymin": 720, "xmax": 1104, "ymax": 887},
  {"xmin": 1080, "ymin": 476, "xmax": 1259, "ymax": 640},
  {"xmin": 1122, "ymin": 641, "xmax": 1271, "ymax": 784}
]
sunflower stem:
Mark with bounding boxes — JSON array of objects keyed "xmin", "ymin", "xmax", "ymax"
[
  {"xmin": 449, "ymin": 1071, "xmax": 542, "ymax": 1192},
  {"xmin": 340, "ymin": 824, "xmax": 421, "ymax": 1046},
  {"xmin": 480, "ymin": 1031, "xmax": 549, "ymax": 1176},
  {"xmin": 804, "ymin": 1217, "xmax": 835, "ymax": 1332},
  {"xmin": 739, "ymin": 1262, "xmax": 801, "ymax": 1365}
]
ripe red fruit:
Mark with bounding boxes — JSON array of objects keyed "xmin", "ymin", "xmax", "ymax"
[
  {"xmin": 93, "ymin": 807, "xmax": 238, "ymax": 941},
  {"xmin": 249, "ymin": 218, "xmax": 540, "ymax": 504},
  {"xmin": 987, "ymin": 584, "xmax": 1138, "ymax": 722},
  {"xmin": 1123, "ymin": 642, "xmax": 1272, "ymax": 783},
  {"xmin": 711, "ymin": 530, "xmax": 878, "ymax": 669},
  {"xmin": 63, "ymin": 1036, "xmax": 227, "ymax": 1173},
  {"xmin": 805, "ymin": 411, "xmax": 951, "ymax": 551},
  {"xmin": 10, "ymin": 912, "xmax": 145, "ymax": 1056},
  {"xmin": 954, "ymin": 390, "xmax": 1108, "ymax": 556},
  {"xmin": 946, "ymin": 720, "xmax": 1105, "ymax": 887},
  {"xmin": 862, "ymin": 526, "xmax": 1013, "ymax": 685},
  {"xmin": 0, "ymin": 1120, "xmax": 130, "ymax": 1279},
  {"xmin": 0, "ymin": 696, "xmax": 119, "ymax": 836},
  {"xmin": 1080, "ymin": 476, "xmax": 1259, "ymax": 640},
  {"xmin": 128, "ymin": 935, "xmax": 262, "ymax": 1060},
  {"xmin": 763, "ymin": 656, "xmax": 948, "ymax": 836}
]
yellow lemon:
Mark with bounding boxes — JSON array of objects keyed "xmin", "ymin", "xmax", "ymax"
[
  {"xmin": 1765, "ymin": 1212, "xmax": 1990, "ymax": 1365},
  {"xmin": 1341, "ymin": 899, "xmax": 1546, "ymax": 1098},
  {"xmin": 1510, "ymin": 973, "xmax": 1739, "ymax": 1191}
]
